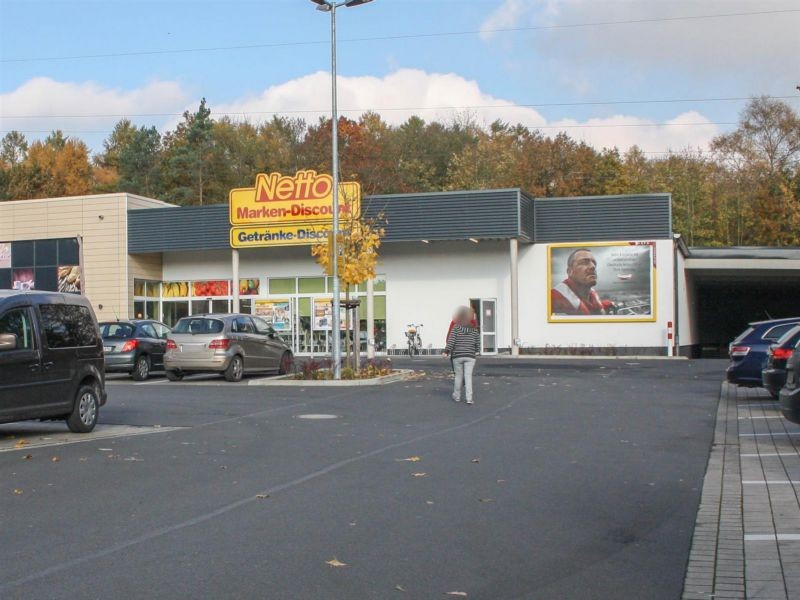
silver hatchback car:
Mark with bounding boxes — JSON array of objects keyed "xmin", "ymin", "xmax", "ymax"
[{"xmin": 164, "ymin": 314, "xmax": 294, "ymax": 382}]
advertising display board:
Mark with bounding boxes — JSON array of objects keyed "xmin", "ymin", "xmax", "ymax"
[
  {"xmin": 0, "ymin": 243, "xmax": 10, "ymax": 269},
  {"xmin": 229, "ymin": 169, "xmax": 360, "ymax": 249},
  {"xmin": 548, "ymin": 241, "xmax": 656, "ymax": 323},
  {"xmin": 255, "ymin": 299, "xmax": 292, "ymax": 331}
]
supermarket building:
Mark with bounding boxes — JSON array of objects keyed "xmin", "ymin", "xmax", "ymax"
[{"xmin": 2, "ymin": 189, "xmax": 800, "ymax": 357}]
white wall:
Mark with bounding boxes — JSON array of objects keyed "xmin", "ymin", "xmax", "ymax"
[
  {"xmin": 518, "ymin": 239, "xmax": 677, "ymax": 353},
  {"xmin": 676, "ymin": 247, "xmax": 699, "ymax": 350},
  {"xmin": 161, "ymin": 237, "xmax": 679, "ymax": 354}
]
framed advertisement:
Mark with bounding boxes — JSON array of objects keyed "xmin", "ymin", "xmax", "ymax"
[
  {"xmin": 255, "ymin": 299, "xmax": 292, "ymax": 331},
  {"xmin": 0, "ymin": 243, "xmax": 10, "ymax": 269},
  {"xmin": 548, "ymin": 241, "xmax": 656, "ymax": 323}
]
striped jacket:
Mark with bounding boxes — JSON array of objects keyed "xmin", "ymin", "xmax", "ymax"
[{"xmin": 445, "ymin": 325, "xmax": 480, "ymax": 359}]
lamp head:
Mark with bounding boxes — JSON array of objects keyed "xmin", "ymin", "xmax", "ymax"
[
  {"xmin": 344, "ymin": 0, "xmax": 373, "ymax": 5},
  {"xmin": 310, "ymin": 0, "xmax": 332, "ymax": 10}
]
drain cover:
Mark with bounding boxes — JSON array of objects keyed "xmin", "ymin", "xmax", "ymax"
[{"xmin": 296, "ymin": 414, "xmax": 340, "ymax": 420}]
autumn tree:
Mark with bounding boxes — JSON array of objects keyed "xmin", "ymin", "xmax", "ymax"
[{"xmin": 311, "ymin": 188, "xmax": 385, "ymax": 366}]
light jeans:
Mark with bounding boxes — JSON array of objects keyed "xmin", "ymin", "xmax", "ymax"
[{"xmin": 452, "ymin": 357, "xmax": 476, "ymax": 402}]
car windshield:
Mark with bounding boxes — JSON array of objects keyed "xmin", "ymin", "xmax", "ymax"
[
  {"xmin": 173, "ymin": 318, "xmax": 225, "ymax": 335},
  {"xmin": 99, "ymin": 323, "xmax": 135, "ymax": 338}
]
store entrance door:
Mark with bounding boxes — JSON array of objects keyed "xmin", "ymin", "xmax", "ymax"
[{"xmin": 470, "ymin": 298, "xmax": 497, "ymax": 355}]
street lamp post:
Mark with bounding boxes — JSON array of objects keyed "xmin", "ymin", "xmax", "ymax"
[{"xmin": 311, "ymin": 0, "xmax": 373, "ymax": 380}]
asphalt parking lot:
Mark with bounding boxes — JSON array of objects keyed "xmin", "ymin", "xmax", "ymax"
[{"xmin": 1, "ymin": 357, "xmax": 724, "ymax": 600}]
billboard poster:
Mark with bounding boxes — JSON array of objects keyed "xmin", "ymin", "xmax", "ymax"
[
  {"xmin": 12, "ymin": 268, "xmax": 35, "ymax": 291},
  {"xmin": 548, "ymin": 242, "xmax": 656, "ymax": 323},
  {"xmin": 0, "ymin": 243, "xmax": 10, "ymax": 269},
  {"xmin": 57, "ymin": 265, "xmax": 81, "ymax": 293},
  {"xmin": 192, "ymin": 280, "xmax": 229, "ymax": 297},
  {"xmin": 312, "ymin": 297, "xmax": 333, "ymax": 331},
  {"xmin": 255, "ymin": 299, "xmax": 292, "ymax": 331}
]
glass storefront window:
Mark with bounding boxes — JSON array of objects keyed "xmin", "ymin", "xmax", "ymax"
[
  {"xmin": 299, "ymin": 277, "xmax": 325, "ymax": 293},
  {"xmin": 240, "ymin": 299, "xmax": 252, "ymax": 314},
  {"xmin": 163, "ymin": 301, "xmax": 189, "ymax": 327},
  {"xmin": 374, "ymin": 276, "xmax": 386, "ymax": 292},
  {"xmin": 269, "ymin": 278, "xmax": 296, "ymax": 294}
]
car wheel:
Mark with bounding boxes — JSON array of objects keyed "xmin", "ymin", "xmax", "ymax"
[
  {"xmin": 131, "ymin": 354, "xmax": 151, "ymax": 381},
  {"xmin": 165, "ymin": 369, "xmax": 184, "ymax": 382},
  {"xmin": 224, "ymin": 355, "xmax": 244, "ymax": 382},
  {"xmin": 278, "ymin": 351, "xmax": 294, "ymax": 375},
  {"xmin": 66, "ymin": 384, "xmax": 100, "ymax": 433}
]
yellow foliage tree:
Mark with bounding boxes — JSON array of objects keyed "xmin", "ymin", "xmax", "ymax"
[{"xmin": 311, "ymin": 190, "xmax": 385, "ymax": 365}]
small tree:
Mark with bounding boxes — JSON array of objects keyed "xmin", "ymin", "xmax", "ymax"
[{"xmin": 311, "ymin": 188, "xmax": 385, "ymax": 366}]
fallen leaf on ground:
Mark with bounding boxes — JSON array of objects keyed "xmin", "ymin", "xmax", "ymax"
[
  {"xmin": 395, "ymin": 585, "xmax": 407, "ymax": 592},
  {"xmin": 396, "ymin": 456, "xmax": 421, "ymax": 462},
  {"xmin": 412, "ymin": 472, "xmax": 427, "ymax": 477},
  {"xmin": 325, "ymin": 558, "xmax": 347, "ymax": 567},
  {"xmin": 426, "ymin": 501, "xmax": 435, "ymax": 505},
  {"xmin": 479, "ymin": 498, "xmax": 494, "ymax": 503},
  {"xmin": 13, "ymin": 489, "xmax": 23, "ymax": 495},
  {"xmin": 51, "ymin": 456, "xmax": 60, "ymax": 462},
  {"xmin": 98, "ymin": 448, "xmax": 113, "ymax": 451},
  {"xmin": 445, "ymin": 592, "xmax": 468, "ymax": 597},
  {"xmin": 14, "ymin": 440, "xmax": 28, "ymax": 448},
  {"xmin": 22, "ymin": 454, "xmax": 32, "ymax": 460},
  {"xmin": 79, "ymin": 458, "xmax": 88, "ymax": 462},
  {"xmin": 255, "ymin": 494, "xmax": 269, "ymax": 499},
  {"xmin": 471, "ymin": 458, "xmax": 480, "ymax": 463}
]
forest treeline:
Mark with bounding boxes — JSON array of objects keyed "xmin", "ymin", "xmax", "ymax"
[{"xmin": 1, "ymin": 96, "xmax": 798, "ymax": 247}]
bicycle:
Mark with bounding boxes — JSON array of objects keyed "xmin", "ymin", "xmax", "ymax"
[{"xmin": 405, "ymin": 323, "xmax": 423, "ymax": 356}]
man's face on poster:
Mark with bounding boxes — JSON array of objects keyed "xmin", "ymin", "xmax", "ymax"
[{"xmin": 567, "ymin": 250, "xmax": 598, "ymax": 288}]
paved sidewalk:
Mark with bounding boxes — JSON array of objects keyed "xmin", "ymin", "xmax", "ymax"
[{"xmin": 683, "ymin": 383, "xmax": 800, "ymax": 600}]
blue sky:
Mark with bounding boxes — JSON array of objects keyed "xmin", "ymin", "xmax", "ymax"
[{"xmin": 1, "ymin": 0, "xmax": 799, "ymax": 156}]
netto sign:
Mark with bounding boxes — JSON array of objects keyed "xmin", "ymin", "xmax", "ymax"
[{"xmin": 229, "ymin": 170, "xmax": 361, "ymax": 227}]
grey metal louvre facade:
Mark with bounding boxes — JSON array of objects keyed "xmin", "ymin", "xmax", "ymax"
[
  {"xmin": 533, "ymin": 194, "xmax": 671, "ymax": 243},
  {"xmin": 128, "ymin": 205, "xmax": 230, "ymax": 253},
  {"xmin": 128, "ymin": 189, "xmax": 531, "ymax": 253}
]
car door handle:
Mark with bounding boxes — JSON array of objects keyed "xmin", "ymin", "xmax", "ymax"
[
  {"xmin": 42, "ymin": 361, "xmax": 55, "ymax": 370},
  {"xmin": 28, "ymin": 363, "xmax": 41, "ymax": 372}
]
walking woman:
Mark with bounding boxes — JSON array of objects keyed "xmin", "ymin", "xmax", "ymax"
[{"xmin": 443, "ymin": 306, "xmax": 480, "ymax": 404}]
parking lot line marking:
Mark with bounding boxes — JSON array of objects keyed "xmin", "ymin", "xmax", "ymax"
[
  {"xmin": 745, "ymin": 534, "xmax": 800, "ymax": 541},
  {"xmin": 741, "ymin": 453, "xmax": 798, "ymax": 457},
  {"xmin": 0, "ymin": 392, "xmax": 525, "ymax": 593},
  {"xmin": 742, "ymin": 480, "xmax": 800, "ymax": 485},
  {"xmin": 0, "ymin": 425, "xmax": 184, "ymax": 452},
  {"xmin": 739, "ymin": 432, "xmax": 800, "ymax": 436},
  {"xmin": 738, "ymin": 415, "xmax": 783, "ymax": 419}
]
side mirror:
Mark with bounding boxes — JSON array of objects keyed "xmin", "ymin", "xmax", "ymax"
[{"xmin": 0, "ymin": 333, "xmax": 19, "ymax": 351}]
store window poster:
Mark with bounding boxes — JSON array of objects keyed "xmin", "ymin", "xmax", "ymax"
[{"xmin": 255, "ymin": 300, "xmax": 292, "ymax": 331}]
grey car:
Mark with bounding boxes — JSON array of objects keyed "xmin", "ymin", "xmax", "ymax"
[{"xmin": 164, "ymin": 313, "xmax": 294, "ymax": 382}]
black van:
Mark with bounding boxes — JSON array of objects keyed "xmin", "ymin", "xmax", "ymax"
[{"xmin": 0, "ymin": 290, "xmax": 107, "ymax": 432}]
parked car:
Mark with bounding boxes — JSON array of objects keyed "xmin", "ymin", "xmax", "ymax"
[
  {"xmin": 164, "ymin": 314, "xmax": 294, "ymax": 382},
  {"xmin": 100, "ymin": 319, "xmax": 171, "ymax": 380},
  {"xmin": 761, "ymin": 325, "xmax": 800, "ymax": 398},
  {"xmin": 0, "ymin": 290, "xmax": 106, "ymax": 432},
  {"xmin": 780, "ymin": 346, "xmax": 800, "ymax": 424},
  {"xmin": 726, "ymin": 317, "xmax": 800, "ymax": 387}
]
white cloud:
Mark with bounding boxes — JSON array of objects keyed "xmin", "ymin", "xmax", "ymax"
[
  {"xmin": 1, "ymin": 71, "xmax": 720, "ymax": 156},
  {"xmin": 480, "ymin": 0, "xmax": 799, "ymax": 85},
  {"xmin": 208, "ymin": 68, "xmax": 549, "ymax": 130},
  {"xmin": 549, "ymin": 111, "xmax": 719, "ymax": 154},
  {"xmin": 211, "ymin": 68, "xmax": 717, "ymax": 154},
  {"xmin": 480, "ymin": 0, "xmax": 528, "ymax": 41},
  {"xmin": 0, "ymin": 77, "xmax": 190, "ymax": 146}
]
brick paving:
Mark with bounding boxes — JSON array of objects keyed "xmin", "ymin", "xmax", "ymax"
[{"xmin": 683, "ymin": 383, "xmax": 800, "ymax": 600}]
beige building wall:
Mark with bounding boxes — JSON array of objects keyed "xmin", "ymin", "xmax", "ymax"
[{"xmin": 0, "ymin": 193, "xmax": 170, "ymax": 321}]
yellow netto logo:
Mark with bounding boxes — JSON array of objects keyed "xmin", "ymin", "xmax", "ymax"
[{"xmin": 229, "ymin": 169, "xmax": 361, "ymax": 226}]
